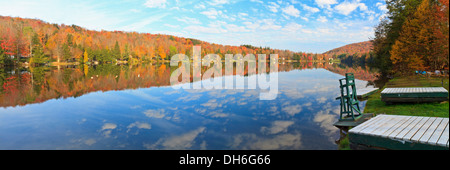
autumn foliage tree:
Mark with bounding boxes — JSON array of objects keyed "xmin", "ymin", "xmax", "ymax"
[
  {"xmin": 390, "ymin": 0, "xmax": 449, "ymax": 74},
  {"xmin": 373, "ymin": 0, "xmax": 449, "ymax": 74},
  {"xmin": 372, "ymin": 0, "xmax": 422, "ymax": 74},
  {"xmin": 83, "ymin": 50, "xmax": 88, "ymax": 63},
  {"xmin": 433, "ymin": 0, "xmax": 449, "ymax": 70},
  {"xmin": 113, "ymin": 40, "xmax": 120, "ymax": 60},
  {"xmin": 30, "ymin": 32, "xmax": 48, "ymax": 65},
  {"xmin": 0, "ymin": 39, "xmax": 7, "ymax": 66},
  {"xmin": 157, "ymin": 45, "xmax": 166, "ymax": 61}
]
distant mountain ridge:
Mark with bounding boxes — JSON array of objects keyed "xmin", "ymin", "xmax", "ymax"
[{"xmin": 323, "ymin": 41, "xmax": 373, "ymax": 57}]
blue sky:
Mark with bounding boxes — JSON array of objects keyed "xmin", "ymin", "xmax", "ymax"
[{"xmin": 0, "ymin": 0, "xmax": 388, "ymax": 53}]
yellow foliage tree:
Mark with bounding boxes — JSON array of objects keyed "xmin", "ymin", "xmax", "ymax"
[
  {"xmin": 83, "ymin": 50, "xmax": 89, "ymax": 63},
  {"xmin": 158, "ymin": 46, "xmax": 166, "ymax": 61}
]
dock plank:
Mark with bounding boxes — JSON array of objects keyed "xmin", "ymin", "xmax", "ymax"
[
  {"xmin": 419, "ymin": 118, "xmax": 444, "ymax": 144},
  {"xmin": 388, "ymin": 116, "xmax": 419, "ymax": 139},
  {"xmin": 349, "ymin": 114, "xmax": 387, "ymax": 133},
  {"xmin": 400, "ymin": 117, "xmax": 430, "ymax": 141},
  {"xmin": 428, "ymin": 119, "xmax": 448, "ymax": 145},
  {"xmin": 356, "ymin": 88, "xmax": 379, "ymax": 97},
  {"xmin": 436, "ymin": 122, "xmax": 449, "ymax": 147},
  {"xmin": 359, "ymin": 115, "xmax": 401, "ymax": 135},
  {"xmin": 371, "ymin": 116, "xmax": 404, "ymax": 137},
  {"xmin": 382, "ymin": 116, "xmax": 414, "ymax": 137},
  {"xmin": 335, "ymin": 87, "xmax": 379, "ymax": 100},
  {"xmin": 357, "ymin": 115, "xmax": 394, "ymax": 134},
  {"xmin": 410, "ymin": 117, "xmax": 438, "ymax": 142}
]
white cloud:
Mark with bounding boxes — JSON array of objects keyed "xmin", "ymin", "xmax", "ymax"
[
  {"xmin": 130, "ymin": 9, "xmax": 141, "ymax": 13},
  {"xmin": 261, "ymin": 121, "xmax": 295, "ymax": 135},
  {"xmin": 282, "ymin": 104, "xmax": 302, "ymax": 116},
  {"xmin": 200, "ymin": 8, "xmax": 222, "ymax": 19},
  {"xmin": 143, "ymin": 109, "xmax": 166, "ymax": 119},
  {"xmin": 176, "ymin": 94, "xmax": 202, "ymax": 102},
  {"xmin": 243, "ymin": 19, "xmax": 281, "ymax": 31},
  {"xmin": 200, "ymin": 99, "xmax": 223, "ymax": 109},
  {"xmin": 358, "ymin": 3, "xmax": 368, "ymax": 11},
  {"xmin": 127, "ymin": 121, "xmax": 151, "ymax": 130},
  {"xmin": 163, "ymin": 23, "xmax": 179, "ymax": 29},
  {"xmin": 175, "ymin": 16, "xmax": 202, "ymax": 25},
  {"xmin": 317, "ymin": 15, "xmax": 328, "ymax": 23},
  {"xmin": 302, "ymin": 4, "xmax": 320, "ymax": 13},
  {"xmin": 231, "ymin": 132, "xmax": 302, "ymax": 149},
  {"xmin": 185, "ymin": 19, "xmax": 251, "ymax": 35},
  {"xmin": 290, "ymin": 0, "xmax": 301, "ymax": 4},
  {"xmin": 238, "ymin": 12, "xmax": 248, "ymax": 17},
  {"xmin": 194, "ymin": 3, "xmax": 206, "ymax": 9},
  {"xmin": 313, "ymin": 110, "xmax": 339, "ymax": 136},
  {"xmin": 121, "ymin": 14, "xmax": 168, "ymax": 31},
  {"xmin": 227, "ymin": 24, "xmax": 249, "ymax": 32},
  {"xmin": 376, "ymin": 2, "xmax": 388, "ymax": 12},
  {"xmin": 101, "ymin": 123, "xmax": 117, "ymax": 130},
  {"xmin": 250, "ymin": 0, "xmax": 264, "ymax": 4},
  {"xmin": 315, "ymin": 0, "xmax": 338, "ymax": 8},
  {"xmin": 208, "ymin": 0, "xmax": 231, "ymax": 6},
  {"xmin": 282, "ymin": 5, "xmax": 300, "ymax": 18},
  {"xmin": 334, "ymin": 1, "xmax": 368, "ymax": 15},
  {"xmin": 145, "ymin": 127, "xmax": 206, "ymax": 149},
  {"xmin": 243, "ymin": 21, "xmax": 258, "ymax": 30},
  {"xmin": 100, "ymin": 123, "xmax": 117, "ymax": 137},
  {"xmin": 267, "ymin": 2, "xmax": 280, "ymax": 13},
  {"xmin": 282, "ymin": 22, "xmax": 303, "ymax": 32},
  {"xmin": 144, "ymin": 0, "xmax": 167, "ymax": 8},
  {"xmin": 260, "ymin": 19, "xmax": 282, "ymax": 30},
  {"xmin": 319, "ymin": 28, "xmax": 332, "ymax": 35}
]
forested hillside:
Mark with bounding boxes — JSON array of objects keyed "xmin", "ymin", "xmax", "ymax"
[
  {"xmin": 323, "ymin": 41, "xmax": 372, "ymax": 57},
  {"xmin": 0, "ymin": 16, "xmax": 329, "ymax": 67},
  {"xmin": 323, "ymin": 41, "xmax": 375, "ymax": 67}
]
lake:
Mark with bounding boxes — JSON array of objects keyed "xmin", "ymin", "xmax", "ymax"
[{"xmin": 0, "ymin": 62, "xmax": 379, "ymax": 149}]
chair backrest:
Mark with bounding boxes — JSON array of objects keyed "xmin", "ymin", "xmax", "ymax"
[
  {"xmin": 345, "ymin": 73, "xmax": 355, "ymax": 85},
  {"xmin": 345, "ymin": 73, "xmax": 358, "ymax": 99}
]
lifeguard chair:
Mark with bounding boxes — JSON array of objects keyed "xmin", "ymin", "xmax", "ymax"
[{"xmin": 338, "ymin": 73, "xmax": 362, "ymax": 121}]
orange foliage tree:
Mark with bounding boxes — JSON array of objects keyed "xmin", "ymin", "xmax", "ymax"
[{"xmin": 390, "ymin": 0, "xmax": 436, "ymax": 73}]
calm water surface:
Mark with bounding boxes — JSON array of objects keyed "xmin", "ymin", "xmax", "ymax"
[{"xmin": 0, "ymin": 63, "xmax": 378, "ymax": 149}]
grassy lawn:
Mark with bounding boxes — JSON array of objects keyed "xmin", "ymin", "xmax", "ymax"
[{"xmin": 364, "ymin": 75, "xmax": 449, "ymax": 118}]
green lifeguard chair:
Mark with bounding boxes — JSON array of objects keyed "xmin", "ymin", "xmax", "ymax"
[{"xmin": 338, "ymin": 73, "xmax": 363, "ymax": 121}]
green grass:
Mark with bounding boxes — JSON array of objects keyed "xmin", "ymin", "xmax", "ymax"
[
  {"xmin": 386, "ymin": 75, "xmax": 449, "ymax": 89},
  {"xmin": 364, "ymin": 75, "xmax": 449, "ymax": 118},
  {"xmin": 337, "ymin": 133, "xmax": 351, "ymax": 150}
]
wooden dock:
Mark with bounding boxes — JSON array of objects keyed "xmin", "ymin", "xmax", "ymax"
[
  {"xmin": 356, "ymin": 87, "xmax": 379, "ymax": 98},
  {"xmin": 381, "ymin": 87, "xmax": 448, "ymax": 103},
  {"xmin": 336, "ymin": 87, "xmax": 379, "ymax": 100},
  {"xmin": 333, "ymin": 113, "xmax": 374, "ymax": 129},
  {"xmin": 349, "ymin": 115, "xmax": 449, "ymax": 150}
]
